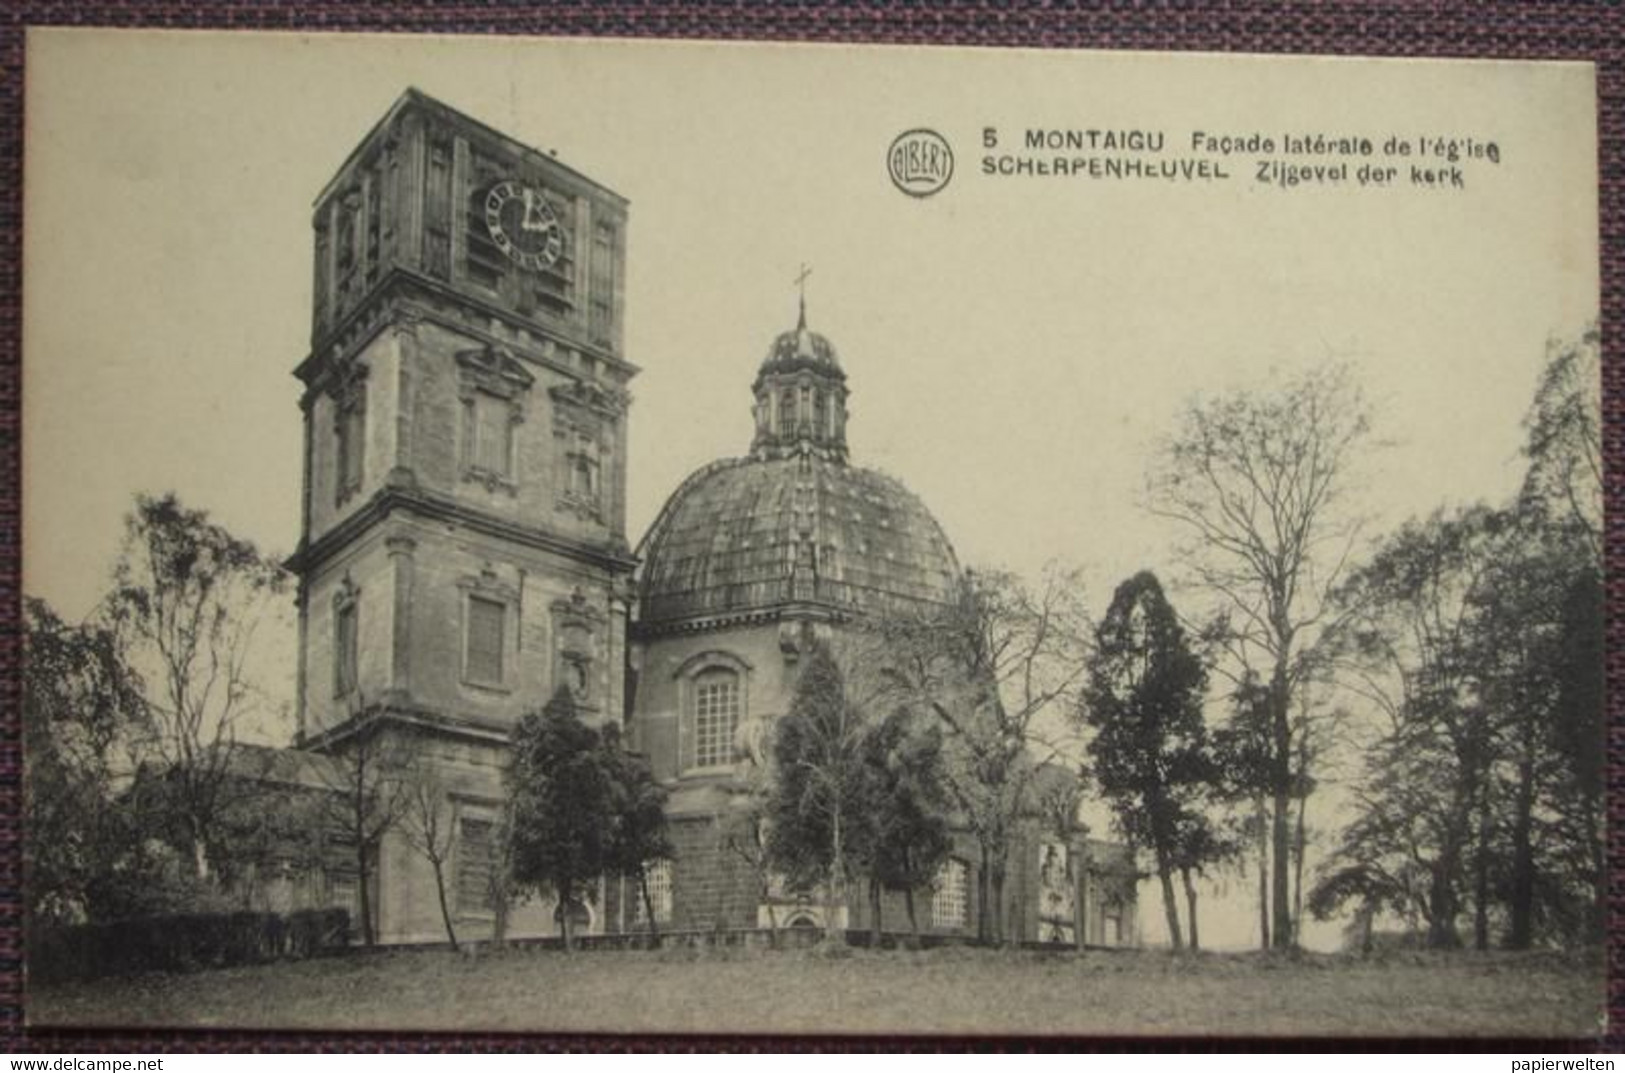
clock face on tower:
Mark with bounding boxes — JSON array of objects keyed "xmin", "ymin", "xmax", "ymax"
[{"xmin": 484, "ymin": 179, "xmax": 565, "ymax": 271}]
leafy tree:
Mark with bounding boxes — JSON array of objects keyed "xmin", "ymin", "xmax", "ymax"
[
  {"xmin": 853, "ymin": 710, "xmax": 951, "ymax": 944},
  {"xmin": 1147, "ymin": 363, "xmax": 1374, "ymax": 948},
  {"xmin": 1080, "ymin": 571, "xmax": 1214, "ymax": 951},
  {"xmin": 877, "ymin": 565, "xmax": 1089, "ymax": 944},
  {"xmin": 105, "ymin": 492, "xmax": 289, "ymax": 883},
  {"xmin": 1537, "ymin": 564, "xmax": 1604, "ymax": 943},
  {"xmin": 1167, "ymin": 811, "xmax": 1233, "ymax": 951},
  {"xmin": 1471, "ymin": 520, "xmax": 1598, "ymax": 947},
  {"xmin": 1321, "ymin": 506, "xmax": 1506, "ymax": 948},
  {"xmin": 1511, "ymin": 324, "xmax": 1603, "ymax": 944},
  {"xmin": 1518, "ymin": 325, "xmax": 1601, "ymax": 567},
  {"xmin": 767, "ymin": 641, "xmax": 869, "ymax": 940},
  {"xmin": 1321, "ymin": 479, "xmax": 1601, "ymax": 950},
  {"xmin": 507, "ymin": 687, "xmax": 615, "ymax": 951},
  {"xmin": 22, "ymin": 597, "xmax": 152, "ymax": 926},
  {"xmin": 599, "ymin": 723, "xmax": 673, "ymax": 942}
]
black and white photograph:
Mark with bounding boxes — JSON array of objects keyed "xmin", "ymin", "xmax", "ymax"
[{"xmin": 19, "ymin": 29, "xmax": 1603, "ymax": 1037}]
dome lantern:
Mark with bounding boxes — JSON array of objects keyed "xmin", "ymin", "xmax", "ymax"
[{"xmin": 751, "ymin": 269, "xmax": 849, "ymax": 463}]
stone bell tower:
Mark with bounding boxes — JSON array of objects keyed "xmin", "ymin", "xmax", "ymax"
[{"xmin": 287, "ymin": 89, "xmax": 636, "ymax": 941}]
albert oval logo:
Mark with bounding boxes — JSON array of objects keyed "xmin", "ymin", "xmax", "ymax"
[{"xmin": 888, "ymin": 129, "xmax": 954, "ymax": 198}]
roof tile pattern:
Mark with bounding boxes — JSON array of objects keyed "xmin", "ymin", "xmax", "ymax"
[{"xmin": 636, "ymin": 452, "xmax": 959, "ymax": 627}]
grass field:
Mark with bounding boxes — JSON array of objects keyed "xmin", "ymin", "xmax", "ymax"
[{"xmin": 29, "ymin": 944, "xmax": 1605, "ymax": 1039}]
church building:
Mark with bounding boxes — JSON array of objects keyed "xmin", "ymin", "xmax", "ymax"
[{"xmin": 284, "ymin": 89, "xmax": 1138, "ymax": 947}]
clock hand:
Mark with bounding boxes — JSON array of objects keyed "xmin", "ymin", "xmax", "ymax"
[{"xmin": 521, "ymin": 188, "xmax": 551, "ymax": 231}]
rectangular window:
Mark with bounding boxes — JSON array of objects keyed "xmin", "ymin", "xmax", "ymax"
[
  {"xmin": 456, "ymin": 817, "xmax": 494, "ymax": 915},
  {"xmin": 693, "ymin": 674, "xmax": 739, "ymax": 769},
  {"xmin": 465, "ymin": 595, "xmax": 506, "ymax": 686},
  {"xmin": 335, "ymin": 391, "xmax": 365, "ymax": 503},
  {"xmin": 632, "ymin": 859, "xmax": 673, "ymax": 926},
  {"xmin": 464, "ymin": 392, "xmax": 514, "ymax": 479},
  {"xmin": 571, "ymin": 452, "xmax": 598, "ymax": 499},
  {"xmin": 932, "ymin": 859, "xmax": 968, "ymax": 929},
  {"xmin": 589, "ymin": 222, "xmax": 616, "ymax": 345},
  {"xmin": 334, "ymin": 602, "xmax": 358, "ymax": 696}
]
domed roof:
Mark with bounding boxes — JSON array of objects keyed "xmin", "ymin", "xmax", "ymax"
[
  {"xmin": 636, "ymin": 452, "xmax": 959, "ymax": 629},
  {"xmin": 756, "ymin": 316, "xmax": 844, "ymax": 385}
]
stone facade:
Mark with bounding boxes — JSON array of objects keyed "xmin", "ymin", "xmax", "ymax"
[
  {"xmin": 286, "ymin": 90, "xmax": 1137, "ymax": 947},
  {"xmin": 289, "ymin": 90, "xmax": 635, "ymax": 943}
]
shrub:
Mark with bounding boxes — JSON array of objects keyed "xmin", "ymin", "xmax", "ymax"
[{"xmin": 30, "ymin": 907, "xmax": 351, "ymax": 984}]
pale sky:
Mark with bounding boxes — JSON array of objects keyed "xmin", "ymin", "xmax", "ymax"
[{"xmin": 22, "ymin": 30, "xmax": 1599, "ymax": 951}]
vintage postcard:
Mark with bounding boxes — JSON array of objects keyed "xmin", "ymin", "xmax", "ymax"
[{"xmin": 21, "ymin": 29, "xmax": 1602, "ymax": 1037}]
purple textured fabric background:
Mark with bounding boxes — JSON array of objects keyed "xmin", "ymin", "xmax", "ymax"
[{"xmin": 0, "ymin": 1, "xmax": 1618, "ymax": 1052}]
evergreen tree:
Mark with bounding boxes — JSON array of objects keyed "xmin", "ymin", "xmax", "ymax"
[
  {"xmin": 1081, "ymin": 571, "xmax": 1214, "ymax": 951},
  {"xmin": 599, "ymin": 723, "xmax": 673, "ymax": 942},
  {"xmin": 767, "ymin": 641, "xmax": 868, "ymax": 939},
  {"xmin": 853, "ymin": 710, "xmax": 951, "ymax": 944},
  {"xmin": 507, "ymin": 687, "xmax": 616, "ymax": 951}
]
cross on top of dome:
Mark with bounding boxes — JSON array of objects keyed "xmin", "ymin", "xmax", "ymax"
[{"xmin": 795, "ymin": 262, "xmax": 812, "ymax": 330}]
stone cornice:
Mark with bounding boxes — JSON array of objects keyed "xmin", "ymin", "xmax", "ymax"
[
  {"xmin": 313, "ymin": 88, "xmax": 628, "ymax": 221},
  {"xmin": 286, "ymin": 484, "xmax": 638, "ymax": 577},
  {"xmin": 295, "ymin": 268, "xmax": 639, "ymax": 396},
  {"xmin": 299, "ymin": 703, "xmax": 515, "ymax": 754},
  {"xmin": 630, "ymin": 600, "xmax": 848, "ymax": 641}
]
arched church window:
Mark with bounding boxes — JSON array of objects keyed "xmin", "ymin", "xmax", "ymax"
[
  {"xmin": 676, "ymin": 651, "xmax": 751, "ymax": 775},
  {"xmin": 781, "ymin": 388, "xmax": 796, "ymax": 433},
  {"xmin": 692, "ymin": 668, "xmax": 740, "ymax": 770},
  {"xmin": 812, "ymin": 390, "xmax": 825, "ymax": 438}
]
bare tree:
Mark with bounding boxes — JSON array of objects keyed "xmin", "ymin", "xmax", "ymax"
[
  {"xmin": 876, "ymin": 564, "xmax": 1090, "ymax": 944},
  {"xmin": 106, "ymin": 492, "xmax": 289, "ymax": 883},
  {"xmin": 399, "ymin": 761, "xmax": 459, "ymax": 948},
  {"xmin": 310, "ymin": 710, "xmax": 414, "ymax": 946},
  {"xmin": 715, "ymin": 788, "xmax": 779, "ymax": 941},
  {"xmin": 1147, "ymin": 364, "xmax": 1374, "ymax": 948}
]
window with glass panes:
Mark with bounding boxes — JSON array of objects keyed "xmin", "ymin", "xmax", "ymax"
[
  {"xmin": 692, "ymin": 670, "xmax": 739, "ymax": 769},
  {"xmin": 632, "ymin": 860, "xmax": 673, "ymax": 925},
  {"xmin": 933, "ymin": 858, "xmax": 969, "ymax": 929}
]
